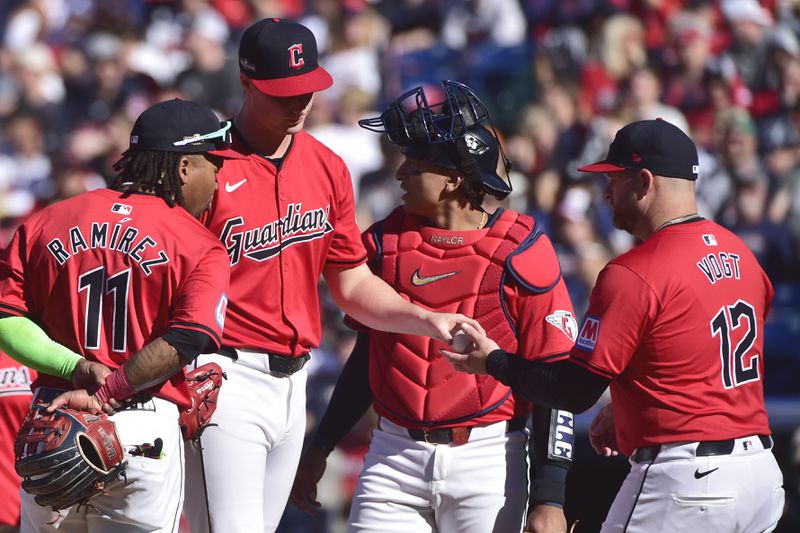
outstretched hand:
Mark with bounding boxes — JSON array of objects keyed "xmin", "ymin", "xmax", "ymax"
[
  {"xmin": 71, "ymin": 359, "xmax": 112, "ymax": 391},
  {"xmin": 589, "ymin": 403, "xmax": 619, "ymax": 457},
  {"xmin": 289, "ymin": 445, "xmax": 328, "ymax": 516},
  {"xmin": 439, "ymin": 322, "xmax": 500, "ymax": 375}
]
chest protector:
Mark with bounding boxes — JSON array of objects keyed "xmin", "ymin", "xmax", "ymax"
[{"xmin": 369, "ymin": 208, "xmax": 541, "ymax": 428}]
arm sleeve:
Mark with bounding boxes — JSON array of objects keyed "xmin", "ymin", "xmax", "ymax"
[
  {"xmin": 325, "ymin": 158, "xmax": 368, "ymax": 267},
  {"xmin": 160, "ymin": 327, "xmax": 214, "ymax": 362},
  {"xmin": 310, "ymin": 331, "xmax": 374, "ymax": 455},
  {"xmin": 529, "ymin": 407, "xmax": 569, "ymax": 508},
  {"xmin": 0, "ymin": 316, "xmax": 83, "ymax": 380},
  {"xmin": 487, "ymin": 353, "xmax": 610, "ymax": 414}
]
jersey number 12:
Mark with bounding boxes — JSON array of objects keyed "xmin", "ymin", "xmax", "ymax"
[{"xmin": 711, "ymin": 300, "xmax": 759, "ymax": 389}]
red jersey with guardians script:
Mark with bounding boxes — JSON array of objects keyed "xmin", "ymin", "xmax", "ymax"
[
  {"xmin": 0, "ymin": 352, "xmax": 34, "ymax": 526},
  {"xmin": 570, "ymin": 219, "xmax": 772, "ymax": 456},
  {"xmin": 0, "ymin": 189, "xmax": 229, "ymax": 409},
  {"xmin": 202, "ymin": 129, "xmax": 366, "ymax": 356}
]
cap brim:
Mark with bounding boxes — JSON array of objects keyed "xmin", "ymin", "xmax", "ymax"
[
  {"xmin": 577, "ymin": 161, "xmax": 627, "ymax": 173},
  {"xmin": 207, "ymin": 147, "xmax": 248, "ymax": 160},
  {"xmin": 250, "ymin": 67, "xmax": 333, "ymax": 97}
]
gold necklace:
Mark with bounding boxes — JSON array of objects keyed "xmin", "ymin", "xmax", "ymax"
[
  {"xmin": 477, "ymin": 211, "xmax": 488, "ymax": 229},
  {"xmin": 654, "ymin": 213, "xmax": 698, "ymax": 232}
]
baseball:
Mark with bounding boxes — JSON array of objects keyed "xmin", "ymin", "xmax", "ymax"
[{"xmin": 450, "ymin": 330, "xmax": 472, "ymax": 352}]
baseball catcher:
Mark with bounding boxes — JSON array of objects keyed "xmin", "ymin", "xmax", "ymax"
[{"xmin": 15, "ymin": 403, "xmax": 126, "ymax": 510}]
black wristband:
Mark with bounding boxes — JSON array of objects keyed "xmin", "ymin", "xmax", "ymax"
[
  {"xmin": 486, "ymin": 349, "xmax": 512, "ymax": 385},
  {"xmin": 309, "ymin": 434, "xmax": 335, "ymax": 457}
]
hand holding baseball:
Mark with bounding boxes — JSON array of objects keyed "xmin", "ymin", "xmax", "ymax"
[{"xmin": 440, "ymin": 323, "xmax": 499, "ymax": 375}]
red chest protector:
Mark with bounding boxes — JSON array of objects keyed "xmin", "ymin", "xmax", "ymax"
[{"xmin": 368, "ymin": 207, "xmax": 542, "ymax": 429}]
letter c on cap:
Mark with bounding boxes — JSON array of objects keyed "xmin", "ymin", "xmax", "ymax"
[{"xmin": 288, "ymin": 43, "xmax": 304, "ymax": 69}]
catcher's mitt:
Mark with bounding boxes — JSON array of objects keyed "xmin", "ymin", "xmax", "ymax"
[
  {"xmin": 15, "ymin": 402, "xmax": 127, "ymax": 510},
  {"xmin": 180, "ymin": 362, "xmax": 225, "ymax": 442}
]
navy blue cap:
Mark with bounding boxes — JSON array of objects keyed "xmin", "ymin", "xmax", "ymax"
[
  {"xmin": 579, "ymin": 119, "xmax": 699, "ymax": 180},
  {"xmin": 127, "ymin": 99, "xmax": 242, "ymax": 159},
  {"xmin": 238, "ymin": 18, "xmax": 332, "ymax": 97}
]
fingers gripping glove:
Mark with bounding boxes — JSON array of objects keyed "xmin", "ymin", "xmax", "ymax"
[
  {"xmin": 14, "ymin": 403, "xmax": 127, "ymax": 510},
  {"xmin": 180, "ymin": 363, "xmax": 226, "ymax": 442}
]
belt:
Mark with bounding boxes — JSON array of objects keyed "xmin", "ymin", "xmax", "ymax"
[
  {"xmin": 406, "ymin": 418, "xmax": 528, "ymax": 446},
  {"xmin": 218, "ymin": 346, "xmax": 310, "ymax": 376},
  {"xmin": 632, "ymin": 434, "xmax": 773, "ymax": 463}
]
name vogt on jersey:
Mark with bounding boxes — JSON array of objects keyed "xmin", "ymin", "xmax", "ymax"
[
  {"xmin": 46, "ymin": 221, "xmax": 170, "ymax": 275},
  {"xmin": 220, "ymin": 202, "xmax": 334, "ymax": 265},
  {"xmin": 695, "ymin": 234, "xmax": 741, "ymax": 284}
]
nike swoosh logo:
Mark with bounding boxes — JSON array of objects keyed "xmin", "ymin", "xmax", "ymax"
[
  {"xmin": 411, "ymin": 268, "xmax": 460, "ymax": 286},
  {"xmin": 225, "ymin": 179, "xmax": 247, "ymax": 193},
  {"xmin": 694, "ymin": 467, "xmax": 719, "ymax": 479}
]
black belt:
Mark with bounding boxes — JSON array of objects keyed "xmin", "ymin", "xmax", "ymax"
[
  {"xmin": 218, "ymin": 346, "xmax": 310, "ymax": 376},
  {"xmin": 406, "ymin": 418, "xmax": 528, "ymax": 445},
  {"xmin": 632, "ymin": 435, "xmax": 773, "ymax": 463}
]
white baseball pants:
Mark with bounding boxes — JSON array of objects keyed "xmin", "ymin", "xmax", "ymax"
[
  {"xmin": 183, "ymin": 351, "xmax": 307, "ymax": 533},
  {"xmin": 347, "ymin": 417, "xmax": 529, "ymax": 533},
  {"xmin": 20, "ymin": 394, "xmax": 183, "ymax": 533},
  {"xmin": 602, "ymin": 435, "xmax": 785, "ymax": 532}
]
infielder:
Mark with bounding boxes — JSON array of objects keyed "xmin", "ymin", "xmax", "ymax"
[
  {"xmin": 0, "ymin": 99, "xmax": 237, "ymax": 532},
  {"xmin": 183, "ymin": 19, "xmax": 482, "ymax": 533},
  {"xmin": 444, "ymin": 119, "xmax": 785, "ymax": 532},
  {"xmin": 290, "ymin": 81, "xmax": 577, "ymax": 533}
]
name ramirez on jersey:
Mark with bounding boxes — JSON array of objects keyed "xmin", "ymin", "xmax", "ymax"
[{"xmin": 46, "ymin": 221, "xmax": 169, "ymax": 274}]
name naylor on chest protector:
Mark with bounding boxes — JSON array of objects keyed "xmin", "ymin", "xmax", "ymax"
[
  {"xmin": 696, "ymin": 252, "xmax": 741, "ymax": 284},
  {"xmin": 47, "ymin": 222, "xmax": 169, "ymax": 275}
]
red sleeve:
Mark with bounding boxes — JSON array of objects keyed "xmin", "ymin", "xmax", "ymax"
[
  {"xmin": 325, "ymin": 161, "xmax": 367, "ymax": 267},
  {"xmin": 569, "ymin": 264, "xmax": 658, "ymax": 379},
  {"xmin": 0, "ymin": 224, "xmax": 30, "ymax": 316},
  {"xmin": 511, "ymin": 277, "xmax": 577, "ymax": 363},
  {"xmin": 342, "ymin": 227, "xmax": 379, "ymax": 333},
  {"xmin": 167, "ymin": 243, "xmax": 230, "ymax": 350}
]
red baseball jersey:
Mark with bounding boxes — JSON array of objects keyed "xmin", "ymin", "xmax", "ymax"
[
  {"xmin": 570, "ymin": 219, "xmax": 773, "ymax": 456},
  {"xmin": 0, "ymin": 189, "xmax": 230, "ymax": 409},
  {"xmin": 0, "ymin": 352, "xmax": 34, "ymax": 526},
  {"xmin": 201, "ymin": 129, "xmax": 366, "ymax": 356}
]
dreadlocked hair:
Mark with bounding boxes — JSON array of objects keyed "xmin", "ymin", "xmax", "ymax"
[
  {"xmin": 111, "ymin": 150, "xmax": 186, "ymax": 208},
  {"xmin": 460, "ymin": 173, "xmax": 486, "ymax": 210}
]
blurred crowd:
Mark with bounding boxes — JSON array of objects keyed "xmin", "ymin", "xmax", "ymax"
[{"xmin": 1, "ymin": 0, "xmax": 800, "ymax": 531}]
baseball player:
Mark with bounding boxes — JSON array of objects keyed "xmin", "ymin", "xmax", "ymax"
[
  {"xmin": 290, "ymin": 81, "xmax": 578, "ymax": 533},
  {"xmin": 444, "ymin": 119, "xmax": 786, "ymax": 532},
  {"xmin": 0, "ymin": 98, "xmax": 238, "ymax": 532},
  {"xmin": 183, "ymin": 19, "xmax": 483, "ymax": 533},
  {"xmin": 0, "ymin": 352, "xmax": 36, "ymax": 531}
]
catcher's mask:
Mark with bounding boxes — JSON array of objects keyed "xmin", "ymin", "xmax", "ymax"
[{"xmin": 359, "ymin": 80, "xmax": 513, "ymax": 200}]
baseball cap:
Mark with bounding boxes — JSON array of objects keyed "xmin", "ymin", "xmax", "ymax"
[
  {"xmin": 578, "ymin": 119, "xmax": 699, "ymax": 180},
  {"xmin": 127, "ymin": 99, "xmax": 242, "ymax": 159},
  {"xmin": 238, "ymin": 18, "xmax": 332, "ymax": 97}
]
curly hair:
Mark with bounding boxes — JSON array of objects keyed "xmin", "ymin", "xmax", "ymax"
[{"xmin": 110, "ymin": 150, "xmax": 185, "ymax": 207}]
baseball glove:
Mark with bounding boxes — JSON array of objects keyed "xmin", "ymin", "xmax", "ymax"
[
  {"xmin": 179, "ymin": 362, "xmax": 225, "ymax": 442},
  {"xmin": 15, "ymin": 402, "xmax": 127, "ymax": 510}
]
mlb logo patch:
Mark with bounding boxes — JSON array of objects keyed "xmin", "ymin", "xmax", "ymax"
[
  {"xmin": 545, "ymin": 310, "xmax": 578, "ymax": 342},
  {"xmin": 576, "ymin": 316, "xmax": 600, "ymax": 351},
  {"xmin": 702, "ymin": 234, "xmax": 717, "ymax": 246},
  {"xmin": 111, "ymin": 203, "xmax": 132, "ymax": 215},
  {"xmin": 130, "ymin": 135, "xmax": 139, "ymax": 144}
]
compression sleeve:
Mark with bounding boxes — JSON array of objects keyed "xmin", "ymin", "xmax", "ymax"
[
  {"xmin": 161, "ymin": 327, "xmax": 214, "ymax": 362},
  {"xmin": 487, "ymin": 351, "xmax": 610, "ymax": 413},
  {"xmin": 0, "ymin": 316, "xmax": 83, "ymax": 380},
  {"xmin": 311, "ymin": 332, "xmax": 374, "ymax": 455},
  {"xmin": 530, "ymin": 407, "xmax": 571, "ymax": 508}
]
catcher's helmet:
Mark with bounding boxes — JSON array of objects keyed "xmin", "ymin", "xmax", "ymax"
[{"xmin": 359, "ymin": 81, "xmax": 513, "ymax": 200}]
